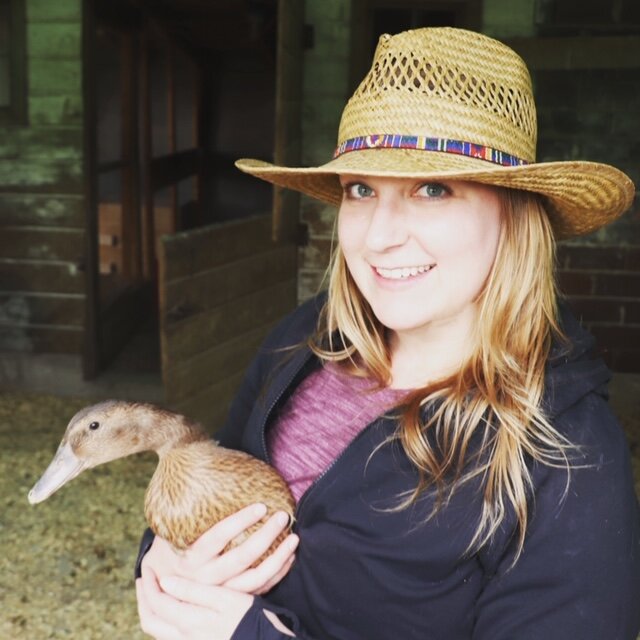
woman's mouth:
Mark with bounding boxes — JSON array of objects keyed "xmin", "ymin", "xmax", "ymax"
[{"xmin": 374, "ymin": 264, "xmax": 435, "ymax": 280}]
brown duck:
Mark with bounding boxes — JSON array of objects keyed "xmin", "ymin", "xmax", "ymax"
[{"xmin": 28, "ymin": 400, "xmax": 295, "ymax": 554}]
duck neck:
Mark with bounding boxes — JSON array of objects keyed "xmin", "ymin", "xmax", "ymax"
[{"xmin": 131, "ymin": 404, "xmax": 209, "ymax": 458}]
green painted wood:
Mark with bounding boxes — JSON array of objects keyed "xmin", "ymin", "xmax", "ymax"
[
  {"xmin": 0, "ymin": 127, "xmax": 82, "ymax": 155},
  {"xmin": 26, "ymin": 0, "xmax": 82, "ymax": 23},
  {"xmin": 0, "ymin": 260, "xmax": 85, "ymax": 294},
  {"xmin": 0, "ymin": 194, "xmax": 84, "ymax": 226},
  {"xmin": 0, "ymin": 292, "xmax": 84, "ymax": 326},
  {"xmin": 28, "ymin": 59, "xmax": 82, "ymax": 97},
  {"xmin": 28, "ymin": 22, "xmax": 81, "ymax": 58},
  {"xmin": 29, "ymin": 96, "xmax": 83, "ymax": 125},
  {"xmin": 0, "ymin": 158, "xmax": 83, "ymax": 193},
  {"xmin": 0, "ymin": 227, "xmax": 84, "ymax": 261},
  {"xmin": 0, "ymin": 324, "xmax": 83, "ymax": 353}
]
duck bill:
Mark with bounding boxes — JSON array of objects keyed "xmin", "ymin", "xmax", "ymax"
[{"xmin": 28, "ymin": 443, "xmax": 86, "ymax": 504}]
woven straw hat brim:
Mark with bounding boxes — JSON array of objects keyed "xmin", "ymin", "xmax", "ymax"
[{"xmin": 236, "ymin": 151, "xmax": 635, "ymax": 238}]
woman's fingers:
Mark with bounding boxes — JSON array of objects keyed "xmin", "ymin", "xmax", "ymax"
[
  {"xmin": 159, "ymin": 577, "xmax": 228, "ymax": 609},
  {"xmin": 254, "ymin": 549, "xmax": 297, "ymax": 595},
  {"xmin": 223, "ymin": 533, "xmax": 299, "ymax": 594},
  {"xmin": 190, "ymin": 510, "xmax": 293, "ymax": 585},
  {"xmin": 136, "ymin": 570, "xmax": 181, "ymax": 639},
  {"xmin": 187, "ymin": 503, "xmax": 268, "ymax": 560}
]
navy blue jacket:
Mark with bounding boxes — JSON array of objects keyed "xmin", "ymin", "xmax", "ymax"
[
  {"xmin": 218, "ymin": 295, "xmax": 640, "ymax": 639},
  {"xmin": 138, "ymin": 295, "xmax": 640, "ymax": 639}
]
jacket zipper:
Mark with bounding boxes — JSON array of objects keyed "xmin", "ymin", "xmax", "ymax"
[
  {"xmin": 259, "ymin": 349, "xmax": 315, "ymax": 465},
  {"xmin": 295, "ymin": 415, "xmax": 392, "ymax": 520}
]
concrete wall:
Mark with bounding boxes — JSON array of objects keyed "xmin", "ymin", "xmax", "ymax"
[{"xmin": 0, "ymin": 0, "xmax": 85, "ymax": 356}]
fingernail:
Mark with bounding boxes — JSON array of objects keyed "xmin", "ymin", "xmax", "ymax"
[
  {"xmin": 253, "ymin": 503, "xmax": 268, "ymax": 518},
  {"xmin": 276, "ymin": 511, "xmax": 290, "ymax": 527},
  {"xmin": 287, "ymin": 534, "xmax": 299, "ymax": 550}
]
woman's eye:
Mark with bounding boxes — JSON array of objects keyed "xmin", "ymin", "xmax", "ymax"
[
  {"xmin": 344, "ymin": 183, "xmax": 374, "ymax": 199},
  {"xmin": 418, "ymin": 183, "xmax": 449, "ymax": 198}
]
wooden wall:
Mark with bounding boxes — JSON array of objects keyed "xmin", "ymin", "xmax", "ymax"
[
  {"xmin": 158, "ymin": 215, "xmax": 297, "ymax": 431},
  {"xmin": 0, "ymin": 0, "xmax": 85, "ymax": 355}
]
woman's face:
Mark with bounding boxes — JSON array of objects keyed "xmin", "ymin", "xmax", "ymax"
[{"xmin": 337, "ymin": 175, "xmax": 502, "ymax": 347}]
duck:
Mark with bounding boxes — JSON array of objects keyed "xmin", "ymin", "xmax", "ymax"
[{"xmin": 28, "ymin": 400, "xmax": 295, "ymax": 555}]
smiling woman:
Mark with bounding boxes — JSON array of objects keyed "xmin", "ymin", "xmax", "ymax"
[{"xmin": 135, "ymin": 26, "xmax": 640, "ymax": 640}]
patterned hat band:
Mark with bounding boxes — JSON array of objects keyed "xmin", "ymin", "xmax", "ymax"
[{"xmin": 334, "ymin": 134, "xmax": 530, "ymax": 167}]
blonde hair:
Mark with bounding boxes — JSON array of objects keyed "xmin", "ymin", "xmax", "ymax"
[{"xmin": 310, "ymin": 187, "xmax": 571, "ymax": 560}]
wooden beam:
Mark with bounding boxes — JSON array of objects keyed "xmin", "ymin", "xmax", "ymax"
[
  {"xmin": 167, "ymin": 44, "xmax": 179, "ymax": 231},
  {"xmin": 140, "ymin": 27, "xmax": 156, "ymax": 279},
  {"xmin": 150, "ymin": 148, "xmax": 202, "ymax": 191},
  {"xmin": 272, "ymin": 0, "xmax": 304, "ymax": 243}
]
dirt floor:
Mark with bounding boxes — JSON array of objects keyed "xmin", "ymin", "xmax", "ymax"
[{"xmin": 0, "ymin": 375, "xmax": 639, "ymax": 639}]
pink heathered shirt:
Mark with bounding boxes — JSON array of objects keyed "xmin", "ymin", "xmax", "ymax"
[{"xmin": 267, "ymin": 363, "xmax": 406, "ymax": 502}]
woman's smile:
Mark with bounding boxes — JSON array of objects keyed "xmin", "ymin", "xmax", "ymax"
[{"xmin": 373, "ymin": 264, "xmax": 436, "ymax": 280}]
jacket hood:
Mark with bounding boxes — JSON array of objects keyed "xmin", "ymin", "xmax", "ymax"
[{"xmin": 543, "ymin": 302, "xmax": 611, "ymax": 418}]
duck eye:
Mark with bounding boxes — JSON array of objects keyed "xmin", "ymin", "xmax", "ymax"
[{"xmin": 89, "ymin": 421, "xmax": 100, "ymax": 430}]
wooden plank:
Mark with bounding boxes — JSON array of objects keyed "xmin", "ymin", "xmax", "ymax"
[
  {"xmin": 163, "ymin": 244, "xmax": 297, "ymax": 315},
  {"xmin": 0, "ymin": 126, "xmax": 82, "ymax": 151},
  {"xmin": 161, "ymin": 214, "xmax": 272, "ymax": 281},
  {"xmin": 171, "ymin": 370, "xmax": 245, "ymax": 433},
  {"xmin": 0, "ymin": 158, "xmax": 83, "ymax": 193},
  {"xmin": 163, "ymin": 279, "xmax": 296, "ymax": 362},
  {"xmin": 27, "ymin": 0, "xmax": 82, "ymax": 22},
  {"xmin": 164, "ymin": 323, "xmax": 269, "ymax": 404},
  {"xmin": 0, "ymin": 260, "xmax": 85, "ymax": 294},
  {"xmin": 27, "ymin": 22, "xmax": 82, "ymax": 58},
  {"xmin": 0, "ymin": 194, "xmax": 84, "ymax": 227},
  {"xmin": 28, "ymin": 96, "xmax": 83, "ymax": 126},
  {"xmin": 0, "ymin": 227, "xmax": 84, "ymax": 261},
  {"xmin": 0, "ymin": 324, "xmax": 83, "ymax": 354},
  {"xmin": 158, "ymin": 213, "xmax": 298, "ymax": 421},
  {"xmin": 28, "ymin": 59, "xmax": 82, "ymax": 97},
  {"xmin": 0, "ymin": 292, "xmax": 84, "ymax": 326}
]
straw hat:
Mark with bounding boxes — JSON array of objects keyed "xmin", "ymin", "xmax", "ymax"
[{"xmin": 236, "ymin": 27, "xmax": 635, "ymax": 237}]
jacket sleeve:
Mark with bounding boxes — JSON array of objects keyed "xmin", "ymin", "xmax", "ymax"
[
  {"xmin": 474, "ymin": 395, "xmax": 640, "ymax": 640},
  {"xmin": 232, "ymin": 597, "xmax": 317, "ymax": 640}
]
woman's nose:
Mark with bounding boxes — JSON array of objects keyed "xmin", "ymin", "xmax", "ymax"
[{"xmin": 364, "ymin": 198, "xmax": 408, "ymax": 252}]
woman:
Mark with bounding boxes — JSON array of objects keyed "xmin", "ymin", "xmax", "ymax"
[{"xmin": 135, "ymin": 27, "xmax": 640, "ymax": 639}]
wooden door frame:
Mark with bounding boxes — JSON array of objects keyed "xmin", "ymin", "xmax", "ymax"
[
  {"xmin": 82, "ymin": 0, "xmax": 100, "ymax": 378},
  {"xmin": 272, "ymin": 0, "xmax": 304, "ymax": 243}
]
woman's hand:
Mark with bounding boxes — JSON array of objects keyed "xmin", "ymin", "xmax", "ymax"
[
  {"xmin": 140, "ymin": 503, "xmax": 299, "ymax": 595},
  {"xmin": 136, "ymin": 564, "xmax": 254, "ymax": 640}
]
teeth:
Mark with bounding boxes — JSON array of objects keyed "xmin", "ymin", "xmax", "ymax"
[{"xmin": 375, "ymin": 265, "xmax": 433, "ymax": 279}]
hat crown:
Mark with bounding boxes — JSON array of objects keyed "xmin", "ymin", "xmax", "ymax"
[{"xmin": 338, "ymin": 27, "xmax": 537, "ymax": 163}]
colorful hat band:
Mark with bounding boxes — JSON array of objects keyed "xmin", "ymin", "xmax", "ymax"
[{"xmin": 334, "ymin": 134, "xmax": 530, "ymax": 167}]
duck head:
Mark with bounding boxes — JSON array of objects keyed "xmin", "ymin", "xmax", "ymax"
[{"xmin": 28, "ymin": 400, "xmax": 156, "ymax": 504}]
